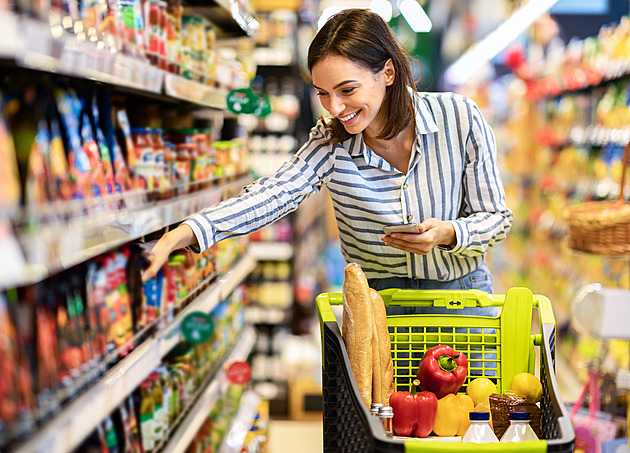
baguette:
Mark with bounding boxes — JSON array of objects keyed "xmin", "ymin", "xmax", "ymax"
[
  {"xmin": 342, "ymin": 263, "xmax": 373, "ymax": 408},
  {"xmin": 370, "ymin": 288, "xmax": 394, "ymax": 406}
]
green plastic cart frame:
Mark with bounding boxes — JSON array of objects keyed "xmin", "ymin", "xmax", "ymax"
[{"xmin": 316, "ymin": 287, "xmax": 575, "ymax": 452}]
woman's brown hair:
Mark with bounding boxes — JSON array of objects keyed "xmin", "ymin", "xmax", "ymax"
[{"xmin": 307, "ymin": 8, "xmax": 416, "ymax": 144}]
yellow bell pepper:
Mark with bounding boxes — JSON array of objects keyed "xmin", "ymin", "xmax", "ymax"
[{"xmin": 433, "ymin": 393, "xmax": 474, "ymax": 437}]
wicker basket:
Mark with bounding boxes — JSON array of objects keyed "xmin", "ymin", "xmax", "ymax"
[{"xmin": 564, "ymin": 139, "xmax": 630, "ymax": 255}]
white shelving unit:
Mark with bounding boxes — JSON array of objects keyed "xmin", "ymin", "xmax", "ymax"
[
  {"xmin": 4, "ymin": 176, "xmax": 251, "ymax": 291},
  {"xmin": 9, "ymin": 255, "xmax": 257, "ymax": 453},
  {"xmin": 161, "ymin": 328, "xmax": 258, "ymax": 453},
  {"xmin": 248, "ymin": 241, "xmax": 294, "ymax": 261},
  {"xmin": 0, "ymin": 1, "xmax": 261, "ymax": 450}
]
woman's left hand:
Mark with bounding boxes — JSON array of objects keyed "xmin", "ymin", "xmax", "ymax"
[{"xmin": 381, "ymin": 218, "xmax": 456, "ymax": 255}]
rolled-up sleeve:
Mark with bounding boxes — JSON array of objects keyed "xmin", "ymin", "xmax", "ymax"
[
  {"xmin": 446, "ymin": 102, "xmax": 513, "ymax": 257},
  {"xmin": 183, "ymin": 122, "xmax": 334, "ymax": 252}
]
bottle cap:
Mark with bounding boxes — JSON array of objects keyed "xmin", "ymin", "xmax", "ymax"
[
  {"xmin": 510, "ymin": 411, "xmax": 531, "ymax": 421},
  {"xmin": 469, "ymin": 411, "xmax": 490, "ymax": 420},
  {"xmin": 378, "ymin": 406, "xmax": 393, "ymax": 418}
]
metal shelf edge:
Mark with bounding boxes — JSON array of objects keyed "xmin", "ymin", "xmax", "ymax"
[
  {"xmin": 9, "ymin": 254, "xmax": 256, "ymax": 453},
  {"xmin": 161, "ymin": 326, "xmax": 257, "ymax": 453}
]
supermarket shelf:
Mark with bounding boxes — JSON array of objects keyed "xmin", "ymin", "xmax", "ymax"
[
  {"xmin": 9, "ymin": 254, "xmax": 256, "ymax": 453},
  {"xmin": 219, "ymin": 390, "xmax": 262, "ymax": 453},
  {"xmin": 0, "ymin": 11, "xmax": 232, "ymax": 109},
  {"xmin": 248, "ymin": 241, "xmax": 294, "ymax": 261},
  {"xmin": 161, "ymin": 327, "xmax": 257, "ymax": 453},
  {"xmin": 164, "ymin": 73, "xmax": 227, "ymax": 110},
  {"xmin": 244, "ymin": 305, "xmax": 289, "ymax": 325},
  {"xmin": 185, "ymin": 0, "xmax": 259, "ymax": 37},
  {"xmin": 4, "ymin": 175, "xmax": 251, "ymax": 290}
]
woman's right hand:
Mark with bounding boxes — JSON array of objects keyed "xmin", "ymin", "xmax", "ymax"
[{"xmin": 142, "ymin": 224, "xmax": 197, "ymax": 282}]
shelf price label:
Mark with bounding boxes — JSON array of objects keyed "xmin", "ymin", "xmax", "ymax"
[
  {"xmin": 227, "ymin": 88, "xmax": 257, "ymax": 114},
  {"xmin": 181, "ymin": 311, "xmax": 214, "ymax": 344},
  {"xmin": 254, "ymin": 95, "xmax": 271, "ymax": 117},
  {"xmin": 226, "ymin": 361, "xmax": 252, "ymax": 385}
]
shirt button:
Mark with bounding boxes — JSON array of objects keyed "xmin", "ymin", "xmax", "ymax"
[
  {"xmin": 402, "ymin": 184, "xmax": 408, "ymax": 190},
  {"xmin": 407, "ymin": 215, "xmax": 413, "ymax": 221}
]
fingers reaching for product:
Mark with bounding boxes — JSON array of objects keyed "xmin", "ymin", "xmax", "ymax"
[
  {"xmin": 381, "ymin": 218, "xmax": 456, "ymax": 255},
  {"xmin": 141, "ymin": 224, "xmax": 197, "ymax": 282}
]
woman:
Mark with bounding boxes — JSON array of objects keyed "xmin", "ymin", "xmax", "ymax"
[{"xmin": 142, "ymin": 9, "xmax": 512, "ymax": 314}]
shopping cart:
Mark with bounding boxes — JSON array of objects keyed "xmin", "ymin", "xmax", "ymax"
[{"xmin": 316, "ymin": 287, "xmax": 575, "ymax": 452}]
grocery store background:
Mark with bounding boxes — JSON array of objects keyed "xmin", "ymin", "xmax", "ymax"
[{"xmin": 1, "ymin": 0, "xmax": 630, "ymax": 451}]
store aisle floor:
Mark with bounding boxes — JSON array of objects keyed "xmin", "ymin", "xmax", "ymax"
[{"xmin": 267, "ymin": 420, "xmax": 323, "ymax": 452}]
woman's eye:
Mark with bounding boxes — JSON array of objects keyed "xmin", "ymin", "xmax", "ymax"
[
  {"xmin": 342, "ymin": 87, "xmax": 356, "ymax": 94},
  {"xmin": 316, "ymin": 91, "xmax": 327, "ymax": 97}
]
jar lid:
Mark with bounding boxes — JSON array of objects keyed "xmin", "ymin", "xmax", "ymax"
[
  {"xmin": 378, "ymin": 407, "xmax": 393, "ymax": 417},
  {"xmin": 469, "ymin": 412, "xmax": 490, "ymax": 421},
  {"xmin": 510, "ymin": 412, "xmax": 531, "ymax": 421}
]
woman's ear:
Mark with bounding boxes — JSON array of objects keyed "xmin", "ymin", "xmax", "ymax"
[{"xmin": 383, "ymin": 59, "xmax": 395, "ymax": 86}]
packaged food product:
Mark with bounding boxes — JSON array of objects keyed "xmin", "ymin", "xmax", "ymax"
[
  {"xmin": 0, "ymin": 104, "xmax": 21, "ymax": 211},
  {"xmin": 90, "ymin": 96, "xmax": 116, "ymax": 194},
  {"xmin": 106, "ymin": 251, "xmax": 134, "ymax": 355},
  {"xmin": 0, "ymin": 291, "xmax": 24, "ymax": 440},
  {"xmin": 116, "ymin": 108, "xmax": 139, "ymax": 188},
  {"xmin": 139, "ymin": 380, "xmax": 155, "ymax": 452},
  {"xmin": 125, "ymin": 395, "xmax": 143, "ymax": 453},
  {"xmin": 47, "ymin": 118, "xmax": 72, "ymax": 201},
  {"xmin": 130, "ymin": 128, "xmax": 155, "ymax": 190},
  {"xmin": 24, "ymin": 120, "xmax": 50, "ymax": 206},
  {"xmin": 35, "ymin": 285, "xmax": 61, "ymax": 419},
  {"xmin": 55, "ymin": 90, "xmax": 92, "ymax": 199},
  {"xmin": 149, "ymin": 372, "xmax": 165, "ymax": 443}
]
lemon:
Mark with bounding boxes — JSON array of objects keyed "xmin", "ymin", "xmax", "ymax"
[
  {"xmin": 466, "ymin": 377, "xmax": 498, "ymax": 406},
  {"xmin": 510, "ymin": 372, "xmax": 543, "ymax": 402}
]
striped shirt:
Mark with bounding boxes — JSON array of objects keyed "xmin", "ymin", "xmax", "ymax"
[{"xmin": 184, "ymin": 90, "xmax": 513, "ymax": 281}]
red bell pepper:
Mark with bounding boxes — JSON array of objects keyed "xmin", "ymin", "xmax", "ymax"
[
  {"xmin": 416, "ymin": 345, "xmax": 468, "ymax": 399},
  {"xmin": 413, "ymin": 389, "xmax": 438, "ymax": 438},
  {"xmin": 389, "ymin": 380, "xmax": 438, "ymax": 438},
  {"xmin": 389, "ymin": 391, "xmax": 416, "ymax": 436}
]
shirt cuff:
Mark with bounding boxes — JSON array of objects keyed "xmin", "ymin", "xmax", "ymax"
[
  {"xmin": 182, "ymin": 215, "xmax": 216, "ymax": 253},
  {"xmin": 438, "ymin": 220, "xmax": 469, "ymax": 254}
]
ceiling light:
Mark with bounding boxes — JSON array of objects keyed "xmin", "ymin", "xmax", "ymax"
[
  {"xmin": 399, "ymin": 0, "xmax": 432, "ymax": 33},
  {"xmin": 370, "ymin": 0, "xmax": 393, "ymax": 22},
  {"xmin": 445, "ymin": 0, "xmax": 559, "ymax": 86}
]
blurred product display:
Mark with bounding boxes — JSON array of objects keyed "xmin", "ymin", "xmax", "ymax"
[{"xmin": 3, "ymin": 0, "xmax": 630, "ymax": 452}]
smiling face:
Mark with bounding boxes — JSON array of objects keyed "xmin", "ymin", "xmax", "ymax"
[{"xmin": 311, "ymin": 54, "xmax": 394, "ymax": 138}]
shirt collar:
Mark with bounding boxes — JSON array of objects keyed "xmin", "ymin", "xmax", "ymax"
[{"xmin": 345, "ymin": 88, "xmax": 438, "ymax": 157}]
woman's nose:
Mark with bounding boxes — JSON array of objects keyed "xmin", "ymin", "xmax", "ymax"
[{"xmin": 327, "ymin": 94, "xmax": 345, "ymax": 117}]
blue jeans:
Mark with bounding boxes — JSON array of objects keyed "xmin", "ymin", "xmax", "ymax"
[
  {"xmin": 368, "ymin": 263, "xmax": 497, "ymax": 376},
  {"xmin": 368, "ymin": 262, "xmax": 496, "ymax": 317}
]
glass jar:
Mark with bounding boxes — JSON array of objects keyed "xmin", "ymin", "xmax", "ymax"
[
  {"xmin": 194, "ymin": 132, "xmax": 209, "ymax": 181},
  {"xmin": 140, "ymin": 381, "xmax": 156, "ymax": 453},
  {"xmin": 149, "ymin": 129, "xmax": 165, "ymax": 189},
  {"xmin": 174, "ymin": 144, "xmax": 191, "ymax": 190},
  {"xmin": 378, "ymin": 406, "xmax": 393, "ymax": 437},
  {"xmin": 130, "ymin": 128, "xmax": 154, "ymax": 190}
]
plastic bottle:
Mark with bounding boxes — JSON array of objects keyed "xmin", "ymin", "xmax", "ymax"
[
  {"xmin": 500, "ymin": 412, "xmax": 539, "ymax": 442},
  {"xmin": 462, "ymin": 412, "xmax": 499, "ymax": 443}
]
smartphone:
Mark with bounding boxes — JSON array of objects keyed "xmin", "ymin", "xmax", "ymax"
[{"xmin": 382, "ymin": 223, "xmax": 420, "ymax": 234}]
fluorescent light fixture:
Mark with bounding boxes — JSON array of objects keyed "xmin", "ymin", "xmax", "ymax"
[
  {"xmin": 370, "ymin": 0, "xmax": 393, "ymax": 22},
  {"xmin": 445, "ymin": 0, "xmax": 559, "ymax": 86},
  {"xmin": 399, "ymin": 0, "xmax": 432, "ymax": 33}
]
